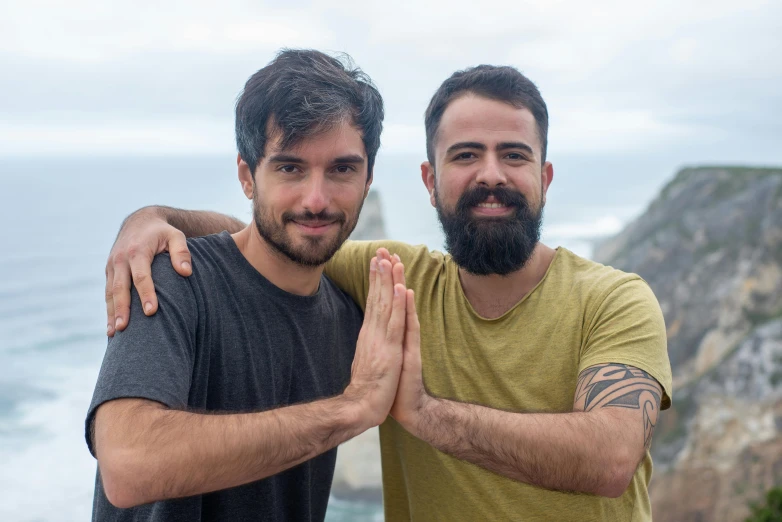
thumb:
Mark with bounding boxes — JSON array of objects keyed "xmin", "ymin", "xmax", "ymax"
[{"xmin": 166, "ymin": 230, "xmax": 192, "ymax": 277}]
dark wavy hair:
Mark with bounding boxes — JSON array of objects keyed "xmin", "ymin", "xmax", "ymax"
[{"xmin": 235, "ymin": 49, "xmax": 384, "ymax": 178}]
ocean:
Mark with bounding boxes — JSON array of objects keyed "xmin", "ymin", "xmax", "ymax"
[{"xmin": 0, "ymin": 153, "xmax": 657, "ymax": 521}]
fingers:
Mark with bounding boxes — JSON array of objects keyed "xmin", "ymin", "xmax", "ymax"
[
  {"xmin": 376, "ymin": 248, "xmax": 391, "ymax": 264},
  {"xmin": 105, "ymin": 264, "xmax": 116, "ymax": 337},
  {"xmin": 364, "ymin": 257, "xmax": 378, "ymax": 316},
  {"xmin": 128, "ymin": 250, "xmax": 157, "ymax": 315},
  {"xmin": 111, "ymin": 260, "xmax": 132, "ymax": 332},
  {"xmin": 378, "ymin": 248, "xmax": 403, "ymax": 285},
  {"xmin": 373, "ymin": 258, "xmax": 395, "ymax": 326},
  {"xmin": 385, "ymin": 283, "xmax": 407, "ymax": 346},
  {"xmin": 357, "ymin": 257, "xmax": 379, "ymax": 348},
  {"xmin": 392, "ymin": 259, "xmax": 406, "ymax": 289},
  {"xmin": 404, "ymin": 289, "xmax": 421, "ymax": 359},
  {"xmin": 168, "ymin": 231, "xmax": 193, "ymax": 277}
]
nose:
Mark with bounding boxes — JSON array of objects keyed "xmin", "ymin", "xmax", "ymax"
[
  {"xmin": 300, "ymin": 172, "xmax": 331, "ymax": 215},
  {"xmin": 474, "ymin": 156, "xmax": 508, "ymax": 188}
]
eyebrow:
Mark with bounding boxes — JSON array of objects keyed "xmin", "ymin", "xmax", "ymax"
[
  {"xmin": 266, "ymin": 154, "xmax": 366, "ymax": 165},
  {"xmin": 332, "ymin": 154, "xmax": 366, "ymax": 165},
  {"xmin": 446, "ymin": 141, "xmax": 535, "ymax": 156},
  {"xmin": 267, "ymin": 154, "xmax": 305, "ymax": 164},
  {"xmin": 446, "ymin": 142, "xmax": 486, "ymax": 155},
  {"xmin": 496, "ymin": 142, "xmax": 534, "ymax": 155}
]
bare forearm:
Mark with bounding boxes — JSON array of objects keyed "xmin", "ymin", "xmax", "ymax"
[
  {"xmin": 411, "ymin": 399, "xmax": 636, "ymax": 497},
  {"xmin": 143, "ymin": 205, "xmax": 246, "ymax": 238},
  {"xmin": 97, "ymin": 396, "xmax": 367, "ymax": 508}
]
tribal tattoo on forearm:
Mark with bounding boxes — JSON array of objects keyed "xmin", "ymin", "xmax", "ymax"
[{"xmin": 574, "ymin": 363, "xmax": 662, "ymax": 450}]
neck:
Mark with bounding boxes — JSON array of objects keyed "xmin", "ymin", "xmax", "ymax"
[
  {"xmin": 458, "ymin": 243, "xmax": 557, "ymax": 319},
  {"xmin": 231, "ymin": 225, "xmax": 324, "ymax": 296}
]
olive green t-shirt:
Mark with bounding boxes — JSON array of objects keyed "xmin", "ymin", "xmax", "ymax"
[{"xmin": 325, "ymin": 241, "xmax": 672, "ymax": 522}]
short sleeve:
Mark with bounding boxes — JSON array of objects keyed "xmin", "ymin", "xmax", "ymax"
[
  {"xmin": 579, "ymin": 278, "xmax": 673, "ymax": 409},
  {"xmin": 85, "ymin": 254, "xmax": 198, "ymax": 457}
]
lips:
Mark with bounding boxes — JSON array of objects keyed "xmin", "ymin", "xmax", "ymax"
[
  {"xmin": 475, "ymin": 202, "xmax": 510, "ymax": 209},
  {"xmin": 292, "ymin": 220, "xmax": 335, "ymax": 228}
]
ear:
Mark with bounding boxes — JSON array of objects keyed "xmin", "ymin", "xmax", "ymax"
[
  {"xmin": 237, "ymin": 154, "xmax": 254, "ymax": 200},
  {"xmin": 541, "ymin": 161, "xmax": 554, "ymax": 207},
  {"xmin": 421, "ymin": 161, "xmax": 436, "ymax": 208}
]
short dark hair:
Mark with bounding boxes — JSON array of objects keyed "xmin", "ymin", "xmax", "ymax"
[
  {"xmin": 424, "ymin": 65, "xmax": 548, "ymax": 166},
  {"xmin": 235, "ymin": 49, "xmax": 384, "ymax": 177}
]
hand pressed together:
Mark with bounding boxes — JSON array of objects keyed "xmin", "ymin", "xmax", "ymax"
[{"xmin": 375, "ymin": 249, "xmax": 434, "ymax": 436}]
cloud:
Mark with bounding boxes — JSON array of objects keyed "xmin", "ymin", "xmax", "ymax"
[
  {"xmin": 0, "ymin": 119, "xmax": 234, "ymax": 156},
  {"xmin": 380, "ymin": 123, "xmax": 427, "ymax": 155},
  {"xmin": 543, "ymin": 215, "xmax": 625, "ymax": 239},
  {"xmin": 0, "ymin": 1, "xmax": 335, "ymax": 62},
  {"xmin": 549, "ymin": 108, "xmax": 714, "ymax": 154},
  {"xmin": 0, "ymin": 0, "xmax": 780, "ymax": 160}
]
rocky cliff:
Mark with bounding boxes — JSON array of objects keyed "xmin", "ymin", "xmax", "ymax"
[{"xmin": 593, "ymin": 166, "xmax": 782, "ymax": 522}]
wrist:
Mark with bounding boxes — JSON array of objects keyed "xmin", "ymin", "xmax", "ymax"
[
  {"xmin": 401, "ymin": 394, "xmax": 441, "ymax": 440},
  {"xmin": 336, "ymin": 389, "xmax": 378, "ymax": 434},
  {"xmin": 122, "ymin": 206, "xmax": 165, "ymax": 229},
  {"xmin": 145, "ymin": 205, "xmax": 173, "ymax": 224}
]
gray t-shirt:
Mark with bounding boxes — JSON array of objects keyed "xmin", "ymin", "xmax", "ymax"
[{"xmin": 86, "ymin": 231, "xmax": 363, "ymax": 522}]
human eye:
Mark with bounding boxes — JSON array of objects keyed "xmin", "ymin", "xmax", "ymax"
[
  {"xmin": 277, "ymin": 164, "xmax": 300, "ymax": 174},
  {"xmin": 454, "ymin": 151, "xmax": 477, "ymax": 161},
  {"xmin": 333, "ymin": 164, "xmax": 356, "ymax": 174},
  {"xmin": 505, "ymin": 152, "xmax": 528, "ymax": 161}
]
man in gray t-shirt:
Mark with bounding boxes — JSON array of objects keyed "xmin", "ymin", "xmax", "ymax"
[
  {"xmin": 88, "ymin": 232, "xmax": 363, "ymax": 521},
  {"xmin": 87, "ymin": 50, "xmax": 414, "ymax": 522}
]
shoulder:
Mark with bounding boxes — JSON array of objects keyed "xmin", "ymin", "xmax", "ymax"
[
  {"xmin": 331, "ymin": 240, "xmax": 444, "ymax": 265},
  {"xmin": 555, "ymin": 248, "xmax": 654, "ymax": 307},
  {"xmin": 185, "ymin": 232, "xmax": 233, "ymax": 267},
  {"xmin": 156, "ymin": 232, "xmax": 235, "ymax": 289},
  {"xmin": 319, "ymin": 275, "xmax": 363, "ymax": 320},
  {"xmin": 147, "ymin": 234, "xmax": 235, "ymax": 303},
  {"xmin": 326, "ymin": 240, "xmax": 447, "ymax": 295}
]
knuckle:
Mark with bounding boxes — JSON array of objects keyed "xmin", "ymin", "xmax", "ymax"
[
  {"xmin": 132, "ymin": 271, "xmax": 150, "ymax": 285},
  {"xmin": 112, "ymin": 252, "xmax": 127, "ymax": 266},
  {"xmin": 126, "ymin": 245, "xmax": 149, "ymax": 261}
]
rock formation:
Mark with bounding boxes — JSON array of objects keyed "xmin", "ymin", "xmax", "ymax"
[{"xmin": 593, "ymin": 166, "xmax": 782, "ymax": 522}]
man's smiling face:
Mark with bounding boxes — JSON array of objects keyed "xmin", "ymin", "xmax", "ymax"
[
  {"xmin": 247, "ymin": 119, "xmax": 370, "ymax": 267},
  {"xmin": 423, "ymin": 94, "xmax": 554, "ymax": 275}
]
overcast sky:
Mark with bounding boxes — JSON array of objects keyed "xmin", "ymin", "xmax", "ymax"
[{"xmin": 1, "ymin": 0, "xmax": 780, "ymax": 163}]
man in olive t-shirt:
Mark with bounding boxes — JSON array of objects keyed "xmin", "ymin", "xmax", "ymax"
[
  {"xmin": 106, "ymin": 63, "xmax": 672, "ymax": 521},
  {"xmin": 324, "ymin": 240, "xmax": 671, "ymax": 520}
]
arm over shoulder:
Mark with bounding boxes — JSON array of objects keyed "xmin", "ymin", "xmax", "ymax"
[{"xmin": 86, "ymin": 253, "xmax": 199, "ymax": 457}]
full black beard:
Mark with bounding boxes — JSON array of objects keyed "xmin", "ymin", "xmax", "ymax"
[
  {"xmin": 253, "ymin": 193, "xmax": 362, "ymax": 267},
  {"xmin": 435, "ymin": 185, "xmax": 543, "ymax": 276}
]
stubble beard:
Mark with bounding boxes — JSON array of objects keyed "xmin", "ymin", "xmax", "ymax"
[{"xmin": 252, "ymin": 190, "xmax": 363, "ymax": 267}]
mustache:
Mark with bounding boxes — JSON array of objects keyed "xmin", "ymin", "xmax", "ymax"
[
  {"xmin": 456, "ymin": 186, "xmax": 529, "ymax": 213},
  {"xmin": 281, "ymin": 209, "xmax": 346, "ymax": 225}
]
